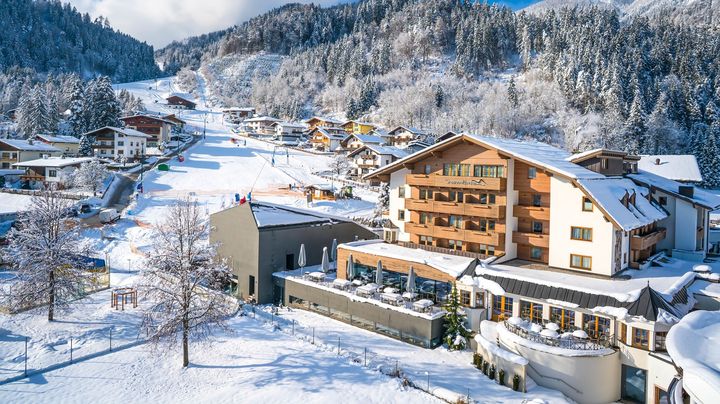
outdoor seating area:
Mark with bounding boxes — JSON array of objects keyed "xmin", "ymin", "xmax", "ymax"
[{"xmin": 504, "ymin": 317, "xmax": 612, "ymax": 350}]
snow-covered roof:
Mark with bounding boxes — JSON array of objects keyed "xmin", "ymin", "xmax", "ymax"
[
  {"xmin": 305, "ymin": 183, "xmax": 336, "ymax": 192},
  {"xmin": 349, "ymin": 145, "xmax": 410, "ymax": 159},
  {"xmin": 343, "ymin": 133, "xmax": 384, "ymax": 145},
  {"xmin": 577, "ymin": 177, "xmax": 668, "ymax": 231},
  {"xmin": 120, "ymin": 114, "xmax": 175, "ymax": 125},
  {"xmin": 343, "ymin": 120, "xmax": 376, "ymax": 127},
  {"xmin": 13, "ymin": 156, "xmax": 93, "ymax": 168},
  {"xmin": 0, "ymin": 139, "xmax": 61, "ymax": 152},
  {"xmin": 35, "ymin": 134, "xmax": 80, "ymax": 144},
  {"xmin": 666, "ymin": 310, "xmax": 720, "ymax": 403},
  {"xmin": 272, "ymin": 121, "xmax": 306, "ymax": 129},
  {"xmin": 223, "ymin": 107, "xmax": 255, "ymax": 112},
  {"xmin": 92, "ymin": 126, "xmax": 152, "ymax": 139},
  {"xmin": 313, "ymin": 128, "xmax": 346, "ymax": 140},
  {"xmin": 250, "ymin": 201, "xmax": 348, "ymax": 229},
  {"xmin": 637, "ymin": 155, "xmax": 703, "ymax": 182},
  {"xmin": 628, "ymin": 171, "xmax": 720, "ymax": 210},
  {"xmin": 0, "ymin": 169, "xmax": 24, "ymax": 176},
  {"xmin": 366, "ymin": 134, "xmax": 604, "ymax": 181},
  {"xmin": 165, "ymin": 92, "xmax": 194, "ymax": 101},
  {"xmin": 340, "ymin": 239, "xmax": 477, "ymax": 279},
  {"xmin": 390, "ymin": 126, "xmax": 430, "ymax": 136},
  {"xmin": 245, "ymin": 116, "xmax": 281, "ymax": 123},
  {"xmin": 306, "ymin": 116, "xmax": 344, "ymax": 125}
]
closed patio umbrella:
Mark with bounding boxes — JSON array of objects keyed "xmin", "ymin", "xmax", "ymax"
[
  {"xmin": 321, "ymin": 246, "xmax": 330, "ymax": 273},
  {"xmin": 331, "ymin": 238, "xmax": 338, "ymax": 270},
  {"xmin": 406, "ymin": 266, "xmax": 416, "ymax": 294},
  {"xmin": 346, "ymin": 254, "xmax": 355, "ymax": 280},
  {"xmin": 375, "ymin": 260, "xmax": 383, "ymax": 285},
  {"xmin": 298, "ymin": 244, "xmax": 306, "ymax": 275}
]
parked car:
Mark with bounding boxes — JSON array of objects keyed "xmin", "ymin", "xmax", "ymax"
[{"xmin": 98, "ymin": 208, "xmax": 120, "ymax": 224}]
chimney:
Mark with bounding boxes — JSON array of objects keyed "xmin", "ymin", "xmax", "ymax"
[
  {"xmin": 655, "ymin": 158, "xmax": 661, "ymax": 165},
  {"xmin": 679, "ymin": 185, "xmax": 694, "ymax": 198},
  {"xmin": 27, "ymin": 138, "xmax": 33, "ymax": 145}
]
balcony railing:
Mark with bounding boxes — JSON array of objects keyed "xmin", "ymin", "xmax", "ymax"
[
  {"xmin": 512, "ymin": 232, "xmax": 550, "ymax": 248},
  {"xmin": 404, "ymin": 223, "xmax": 501, "ymax": 245},
  {"xmin": 504, "ymin": 321, "xmax": 613, "ymax": 350},
  {"xmin": 397, "ymin": 241, "xmax": 489, "ymax": 260},
  {"xmin": 630, "ymin": 228, "xmax": 666, "ymax": 251},
  {"xmin": 513, "ymin": 205, "xmax": 550, "ymax": 221},
  {"xmin": 404, "ymin": 199, "xmax": 505, "ymax": 218}
]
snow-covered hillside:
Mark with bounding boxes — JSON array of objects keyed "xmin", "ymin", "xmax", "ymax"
[{"xmin": 525, "ymin": 0, "xmax": 718, "ymax": 24}]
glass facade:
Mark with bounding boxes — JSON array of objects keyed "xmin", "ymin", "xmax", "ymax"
[
  {"xmin": 582, "ymin": 313, "xmax": 611, "ymax": 340},
  {"xmin": 520, "ymin": 300, "xmax": 543, "ymax": 324},
  {"xmin": 550, "ymin": 306, "xmax": 575, "ymax": 330},
  {"xmin": 349, "ymin": 263, "xmax": 451, "ymax": 303}
]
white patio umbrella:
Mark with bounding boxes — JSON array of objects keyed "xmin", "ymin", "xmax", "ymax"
[
  {"xmin": 406, "ymin": 266, "xmax": 416, "ymax": 294},
  {"xmin": 375, "ymin": 260, "xmax": 384, "ymax": 285},
  {"xmin": 346, "ymin": 254, "xmax": 355, "ymax": 280},
  {"xmin": 321, "ymin": 246, "xmax": 330, "ymax": 273},
  {"xmin": 330, "ymin": 238, "xmax": 338, "ymax": 270},
  {"xmin": 298, "ymin": 244, "xmax": 307, "ymax": 275}
]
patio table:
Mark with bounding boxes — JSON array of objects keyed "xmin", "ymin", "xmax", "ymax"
[
  {"xmin": 402, "ymin": 292, "xmax": 418, "ymax": 301},
  {"xmin": 308, "ymin": 272, "xmax": 326, "ymax": 282},
  {"xmin": 380, "ymin": 292, "xmax": 402, "ymax": 306},
  {"xmin": 413, "ymin": 299, "xmax": 434, "ymax": 313},
  {"xmin": 356, "ymin": 283, "xmax": 379, "ymax": 298},
  {"xmin": 332, "ymin": 279, "xmax": 351, "ymax": 290}
]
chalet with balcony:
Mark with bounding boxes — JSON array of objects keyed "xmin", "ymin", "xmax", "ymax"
[
  {"xmin": 308, "ymin": 127, "xmax": 346, "ymax": 152},
  {"xmin": 84, "ymin": 126, "xmax": 149, "ymax": 160},
  {"xmin": 388, "ymin": 126, "xmax": 433, "ymax": 148},
  {"xmin": 305, "ymin": 116, "xmax": 344, "ymax": 131},
  {"xmin": 272, "ymin": 121, "xmax": 306, "ymax": 144},
  {"xmin": 34, "ymin": 134, "xmax": 80, "ymax": 156},
  {"xmin": 13, "ymin": 156, "xmax": 94, "ymax": 185},
  {"xmin": 165, "ymin": 94, "xmax": 196, "ymax": 110},
  {"xmin": 120, "ymin": 115, "xmax": 173, "ymax": 147},
  {"xmin": 0, "ymin": 139, "xmax": 61, "ymax": 169},
  {"xmin": 162, "ymin": 114, "xmax": 187, "ymax": 133},
  {"xmin": 347, "ymin": 145, "xmax": 408, "ymax": 184},
  {"xmin": 222, "ymin": 107, "xmax": 255, "ymax": 125},
  {"xmin": 341, "ymin": 120, "xmax": 376, "ymax": 135},
  {"xmin": 340, "ymin": 133, "xmax": 385, "ymax": 151},
  {"xmin": 244, "ymin": 116, "xmax": 281, "ymax": 136}
]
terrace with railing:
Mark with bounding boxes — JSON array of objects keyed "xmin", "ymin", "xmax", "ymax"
[{"xmin": 503, "ymin": 319, "xmax": 613, "ymax": 351}]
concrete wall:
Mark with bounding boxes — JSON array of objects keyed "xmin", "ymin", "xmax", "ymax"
[
  {"xmin": 210, "ymin": 203, "xmax": 259, "ymax": 300},
  {"xmin": 281, "ymin": 277, "xmax": 445, "ymax": 347},
  {"xmin": 499, "ymin": 327, "xmax": 621, "ymax": 404},
  {"xmin": 258, "ymin": 221, "xmax": 376, "ymax": 303},
  {"xmin": 549, "ymin": 176, "xmax": 617, "ymax": 276},
  {"xmin": 389, "ymin": 168, "xmax": 410, "ymax": 241},
  {"xmin": 500, "ymin": 159, "xmax": 517, "ymax": 263}
]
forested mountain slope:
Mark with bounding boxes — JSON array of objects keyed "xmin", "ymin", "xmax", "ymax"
[
  {"xmin": 157, "ymin": 0, "xmax": 720, "ymax": 186},
  {"xmin": 0, "ymin": 0, "xmax": 160, "ymax": 82}
]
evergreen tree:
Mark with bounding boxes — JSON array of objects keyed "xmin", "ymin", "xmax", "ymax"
[
  {"xmin": 507, "ymin": 76, "xmax": 519, "ymax": 109},
  {"xmin": 375, "ymin": 183, "xmax": 389, "ymax": 217},
  {"xmin": 78, "ymin": 134, "xmax": 94, "ymax": 157},
  {"xmin": 434, "ymin": 85, "xmax": 445, "ymax": 109},
  {"xmin": 622, "ymin": 90, "xmax": 646, "ymax": 154},
  {"xmin": 86, "ymin": 76, "xmax": 121, "ymax": 130},
  {"xmin": 698, "ymin": 128, "xmax": 720, "ymax": 188},
  {"xmin": 67, "ymin": 79, "xmax": 88, "ymax": 136},
  {"xmin": 16, "ymin": 85, "xmax": 51, "ymax": 138},
  {"xmin": 443, "ymin": 283, "xmax": 470, "ymax": 351}
]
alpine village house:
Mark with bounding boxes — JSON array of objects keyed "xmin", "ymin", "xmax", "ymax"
[{"xmin": 272, "ymin": 133, "xmax": 720, "ymax": 404}]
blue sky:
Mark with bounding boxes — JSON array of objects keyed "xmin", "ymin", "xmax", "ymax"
[{"xmin": 67, "ymin": 0, "xmax": 538, "ymax": 48}]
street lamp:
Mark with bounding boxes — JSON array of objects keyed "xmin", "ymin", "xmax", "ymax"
[{"xmin": 203, "ymin": 113, "xmax": 208, "ymax": 140}]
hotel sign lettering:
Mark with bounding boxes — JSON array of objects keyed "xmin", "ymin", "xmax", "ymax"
[{"xmin": 445, "ymin": 178, "xmax": 487, "ymax": 186}]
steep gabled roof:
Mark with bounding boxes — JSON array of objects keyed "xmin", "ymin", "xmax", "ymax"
[
  {"xmin": 638, "ymin": 155, "xmax": 703, "ymax": 183},
  {"xmin": 342, "ymin": 133, "xmax": 384, "ymax": 146},
  {"xmin": 0, "ymin": 139, "xmax": 61, "ymax": 152},
  {"xmin": 121, "ymin": 114, "xmax": 175, "ymax": 125},
  {"xmin": 625, "ymin": 286, "xmax": 680, "ymax": 322},
  {"xmin": 35, "ymin": 134, "xmax": 80, "ymax": 144},
  {"xmin": 629, "ymin": 171, "xmax": 720, "ymax": 210},
  {"xmin": 347, "ymin": 144, "xmax": 410, "ymax": 159}
]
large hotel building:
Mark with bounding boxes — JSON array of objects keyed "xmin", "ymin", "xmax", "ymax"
[{"xmin": 264, "ymin": 133, "xmax": 719, "ymax": 403}]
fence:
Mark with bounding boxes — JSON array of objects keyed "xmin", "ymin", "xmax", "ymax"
[
  {"xmin": 242, "ymin": 304, "xmax": 472, "ymax": 404},
  {"xmin": 504, "ymin": 321, "xmax": 613, "ymax": 350},
  {"xmin": 0, "ymin": 188, "xmax": 85, "ymax": 200},
  {"xmin": 0, "ymin": 323, "xmax": 145, "ymax": 385}
]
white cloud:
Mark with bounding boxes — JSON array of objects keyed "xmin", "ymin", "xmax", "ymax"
[{"xmin": 67, "ymin": 0, "xmax": 347, "ymax": 48}]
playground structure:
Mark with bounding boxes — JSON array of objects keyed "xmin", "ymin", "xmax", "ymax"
[{"xmin": 111, "ymin": 287, "xmax": 138, "ymax": 311}]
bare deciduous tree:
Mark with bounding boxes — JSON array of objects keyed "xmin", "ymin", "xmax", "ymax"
[
  {"xmin": 139, "ymin": 197, "xmax": 235, "ymax": 367},
  {"xmin": 329, "ymin": 155, "xmax": 351, "ymax": 178},
  {"xmin": 72, "ymin": 159, "xmax": 110, "ymax": 196},
  {"xmin": 1, "ymin": 190, "xmax": 92, "ymax": 321}
]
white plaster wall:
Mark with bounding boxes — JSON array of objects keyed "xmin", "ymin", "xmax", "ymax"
[
  {"xmin": 549, "ymin": 176, "xmax": 616, "ymax": 276},
  {"xmin": 389, "ymin": 168, "xmax": 410, "ymax": 241},
  {"xmin": 675, "ymin": 199, "xmax": 698, "ymax": 251},
  {"xmin": 655, "ymin": 190, "xmax": 677, "ymax": 252},
  {"xmin": 499, "ymin": 159, "xmax": 517, "ymax": 263},
  {"xmin": 647, "ymin": 354, "xmax": 678, "ymax": 404}
]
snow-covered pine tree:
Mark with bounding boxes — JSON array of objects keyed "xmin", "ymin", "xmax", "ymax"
[
  {"xmin": 139, "ymin": 197, "xmax": 235, "ymax": 367},
  {"xmin": 698, "ymin": 127, "xmax": 720, "ymax": 189},
  {"xmin": 72, "ymin": 159, "xmax": 109, "ymax": 196},
  {"xmin": 507, "ymin": 76, "xmax": 519, "ymax": 109},
  {"xmin": 622, "ymin": 89, "xmax": 646, "ymax": 154},
  {"xmin": 78, "ymin": 134, "xmax": 94, "ymax": 157},
  {"xmin": 1, "ymin": 190, "xmax": 92, "ymax": 321},
  {"xmin": 375, "ymin": 182, "xmax": 389, "ymax": 217},
  {"xmin": 443, "ymin": 283, "xmax": 470, "ymax": 351},
  {"xmin": 67, "ymin": 79, "xmax": 88, "ymax": 136},
  {"xmin": 86, "ymin": 76, "xmax": 122, "ymax": 130},
  {"xmin": 16, "ymin": 85, "xmax": 51, "ymax": 138}
]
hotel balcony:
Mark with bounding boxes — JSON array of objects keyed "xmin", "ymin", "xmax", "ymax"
[
  {"xmin": 513, "ymin": 232, "xmax": 550, "ymax": 248},
  {"xmin": 404, "ymin": 199, "xmax": 505, "ymax": 219},
  {"xmin": 406, "ymin": 174, "xmax": 506, "ymax": 191},
  {"xmin": 404, "ymin": 222, "xmax": 502, "ymax": 245},
  {"xmin": 513, "ymin": 205, "xmax": 550, "ymax": 221},
  {"xmin": 630, "ymin": 227, "xmax": 666, "ymax": 251}
]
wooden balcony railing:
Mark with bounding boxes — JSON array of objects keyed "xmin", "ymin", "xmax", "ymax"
[
  {"xmin": 630, "ymin": 228, "xmax": 666, "ymax": 251},
  {"xmin": 406, "ymin": 174, "xmax": 506, "ymax": 190},
  {"xmin": 513, "ymin": 205, "xmax": 550, "ymax": 221},
  {"xmin": 404, "ymin": 199, "xmax": 505, "ymax": 219},
  {"xmin": 512, "ymin": 232, "xmax": 550, "ymax": 248}
]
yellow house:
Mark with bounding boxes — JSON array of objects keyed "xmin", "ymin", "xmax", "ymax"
[{"xmin": 342, "ymin": 120, "xmax": 376, "ymax": 135}]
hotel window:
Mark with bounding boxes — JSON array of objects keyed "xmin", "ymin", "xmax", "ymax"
[
  {"xmin": 474, "ymin": 165, "xmax": 504, "ymax": 178},
  {"xmin": 419, "ymin": 236, "xmax": 433, "ymax": 246},
  {"xmin": 492, "ymin": 295, "xmax": 513, "ymax": 321},
  {"xmin": 477, "ymin": 244, "xmax": 495, "ymax": 256},
  {"xmin": 460, "ymin": 290, "xmax": 471, "ymax": 306},
  {"xmin": 419, "ymin": 212, "xmax": 432, "ymax": 224},
  {"xmin": 570, "ymin": 254, "xmax": 592, "ymax": 270},
  {"xmin": 479, "ymin": 219, "xmax": 495, "ymax": 232},
  {"xmin": 571, "ymin": 226, "xmax": 592, "ymax": 241},
  {"xmin": 520, "ymin": 301, "xmax": 543, "ymax": 324},
  {"xmin": 460, "ymin": 164, "xmax": 471, "ymax": 177},
  {"xmin": 619, "ymin": 322, "xmax": 628, "ymax": 344},
  {"xmin": 654, "ymin": 331, "xmax": 667, "ymax": 351},
  {"xmin": 530, "ymin": 247, "xmax": 543, "ymax": 260},
  {"xmin": 449, "ymin": 215, "xmax": 463, "ymax": 229},
  {"xmin": 532, "ymin": 221, "xmax": 543, "ymax": 233},
  {"xmin": 479, "ymin": 193, "xmax": 496, "ymax": 205},
  {"xmin": 397, "ymin": 210, "xmax": 405, "ymax": 221},
  {"xmin": 48, "ymin": 169, "xmax": 57, "ymax": 178},
  {"xmin": 117, "ymin": 141, "xmax": 124, "ymax": 146},
  {"xmin": 449, "ymin": 191, "xmax": 464, "ymax": 203},
  {"xmin": 419, "ymin": 189, "xmax": 433, "ymax": 200},
  {"xmin": 398, "ymin": 186, "xmax": 405, "ymax": 198},
  {"xmin": 632, "ymin": 328, "xmax": 650, "ymax": 350},
  {"xmin": 424, "ymin": 164, "xmax": 432, "ymax": 174},
  {"xmin": 532, "ymin": 194, "xmax": 542, "ymax": 207},
  {"xmin": 448, "ymin": 239, "xmax": 463, "ymax": 251},
  {"xmin": 659, "ymin": 196, "xmax": 667, "ymax": 206},
  {"xmin": 475, "ymin": 291, "xmax": 485, "ymax": 308},
  {"xmin": 528, "ymin": 167, "xmax": 537, "ymax": 179},
  {"xmin": 443, "ymin": 163, "xmax": 470, "ymax": 176},
  {"xmin": 550, "ymin": 307, "xmax": 575, "ymax": 330},
  {"xmin": 582, "ymin": 197, "xmax": 593, "ymax": 211},
  {"xmin": 583, "ymin": 314, "xmax": 611, "ymax": 340},
  {"xmin": 601, "ymin": 158, "xmax": 608, "ymax": 169}
]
